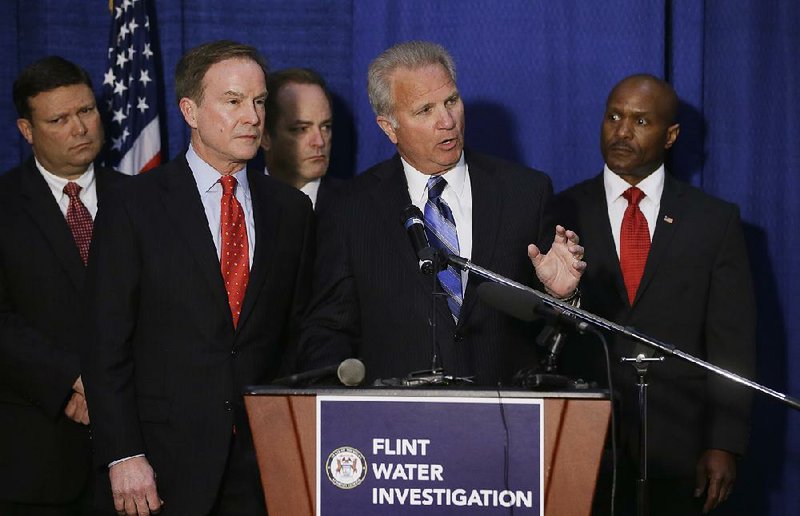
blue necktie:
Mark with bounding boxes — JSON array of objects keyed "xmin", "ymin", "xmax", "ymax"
[{"xmin": 424, "ymin": 176, "xmax": 463, "ymax": 322}]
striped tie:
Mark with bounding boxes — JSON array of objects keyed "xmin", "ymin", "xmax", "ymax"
[{"xmin": 424, "ymin": 176, "xmax": 463, "ymax": 322}]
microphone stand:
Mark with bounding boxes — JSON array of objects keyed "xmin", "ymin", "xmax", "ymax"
[
  {"xmin": 448, "ymin": 253, "xmax": 800, "ymax": 411},
  {"xmin": 449, "ymin": 252, "xmax": 800, "ymax": 516},
  {"xmin": 399, "ymin": 251, "xmax": 471, "ymax": 387}
]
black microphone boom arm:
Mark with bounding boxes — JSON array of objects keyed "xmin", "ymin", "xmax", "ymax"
[{"xmin": 447, "ymin": 253, "xmax": 800, "ymax": 411}]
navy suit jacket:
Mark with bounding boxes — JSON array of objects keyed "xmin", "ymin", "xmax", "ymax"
[
  {"xmin": 0, "ymin": 158, "xmax": 124, "ymax": 503},
  {"xmin": 82, "ymin": 155, "xmax": 313, "ymax": 513},
  {"xmin": 556, "ymin": 173, "xmax": 756, "ymax": 477},
  {"xmin": 300, "ymin": 150, "xmax": 555, "ymax": 385}
]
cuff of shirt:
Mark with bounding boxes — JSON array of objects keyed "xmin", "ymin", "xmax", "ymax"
[{"xmin": 108, "ymin": 454, "xmax": 145, "ymax": 469}]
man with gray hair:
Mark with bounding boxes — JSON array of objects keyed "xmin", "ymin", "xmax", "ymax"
[
  {"xmin": 300, "ymin": 41, "xmax": 584, "ymax": 385},
  {"xmin": 83, "ymin": 40, "xmax": 313, "ymax": 515}
]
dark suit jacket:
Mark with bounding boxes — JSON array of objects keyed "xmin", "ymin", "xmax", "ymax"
[
  {"xmin": 0, "ymin": 158, "xmax": 124, "ymax": 504},
  {"xmin": 300, "ymin": 151, "xmax": 555, "ymax": 385},
  {"xmin": 82, "ymin": 156, "xmax": 313, "ymax": 513},
  {"xmin": 314, "ymin": 175, "xmax": 346, "ymax": 215},
  {"xmin": 556, "ymin": 173, "xmax": 756, "ymax": 478}
]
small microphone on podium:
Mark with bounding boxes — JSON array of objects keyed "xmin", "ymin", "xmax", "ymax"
[
  {"xmin": 272, "ymin": 358, "xmax": 366, "ymax": 387},
  {"xmin": 401, "ymin": 205, "xmax": 437, "ymax": 274}
]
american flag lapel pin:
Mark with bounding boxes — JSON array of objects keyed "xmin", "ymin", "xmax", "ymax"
[{"xmin": 663, "ymin": 215, "xmax": 674, "ymax": 224}]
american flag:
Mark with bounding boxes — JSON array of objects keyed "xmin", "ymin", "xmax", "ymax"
[{"xmin": 101, "ymin": 0, "xmax": 161, "ymax": 174}]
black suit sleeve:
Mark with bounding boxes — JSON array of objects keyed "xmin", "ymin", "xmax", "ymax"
[
  {"xmin": 0, "ymin": 273, "xmax": 79, "ymax": 418},
  {"xmin": 297, "ymin": 197, "xmax": 361, "ymax": 372},
  {"xmin": 82, "ymin": 188, "xmax": 146, "ymax": 466},
  {"xmin": 704, "ymin": 206, "xmax": 756, "ymax": 454}
]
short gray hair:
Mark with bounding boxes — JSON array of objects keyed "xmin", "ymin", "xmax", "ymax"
[{"xmin": 367, "ymin": 41, "xmax": 457, "ymax": 126}]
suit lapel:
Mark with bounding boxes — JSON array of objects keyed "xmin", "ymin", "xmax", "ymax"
[
  {"xmin": 19, "ymin": 159, "xmax": 85, "ymax": 290},
  {"xmin": 458, "ymin": 156, "xmax": 501, "ymax": 327},
  {"xmin": 370, "ymin": 156, "xmax": 454, "ymax": 327},
  {"xmin": 635, "ymin": 175, "xmax": 685, "ymax": 304},
  {"xmin": 158, "ymin": 158, "xmax": 231, "ymax": 319},
  {"xmin": 236, "ymin": 168, "xmax": 281, "ymax": 331}
]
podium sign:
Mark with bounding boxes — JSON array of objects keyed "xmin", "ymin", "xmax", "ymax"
[{"xmin": 317, "ymin": 395, "xmax": 543, "ymax": 515}]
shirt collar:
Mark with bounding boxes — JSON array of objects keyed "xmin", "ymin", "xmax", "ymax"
[
  {"xmin": 403, "ymin": 152, "xmax": 467, "ymax": 204},
  {"xmin": 603, "ymin": 163, "xmax": 665, "ymax": 205},
  {"xmin": 186, "ymin": 144, "xmax": 250, "ymax": 197},
  {"xmin": 35, "ymin": 157, "xmax": 95, "ymax": 198}
]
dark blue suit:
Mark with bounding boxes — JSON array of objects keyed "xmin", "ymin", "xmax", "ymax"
[{"xmin": 82, "ymin": 156, "xmax": 313, "ymax": 514}]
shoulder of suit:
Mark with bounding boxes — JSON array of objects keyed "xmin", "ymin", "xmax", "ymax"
[
  {"xmin": 0, "ymin": 162, "xmax": 25, "ymax": 190},
  {"xmin": 556, "ymin": 174, "xmax": 601, "ymax": 199},
  {"xmin": 665, "ymin": 174, "xmax": 740, "ymax": 215}
]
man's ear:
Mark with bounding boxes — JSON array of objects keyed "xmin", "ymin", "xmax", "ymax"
[
  {"xmin": 664, "ymin": 123, "xmax": 680, "ymax": 150},
  {"xmin": 376, "ymin": 116, "xmax": 398, "ymax": 144},
  {"xmin": 16, "ymin": 118, "xmax": 33, "ymax": 145},
  {"xmin": 260, "ymin": 131, "xmax": 272, "ymax": 152},
  {"xmin": 179, "ymin": 97, "xmax": 198, "ymax": 129}
]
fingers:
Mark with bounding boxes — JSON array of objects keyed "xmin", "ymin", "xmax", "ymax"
[
  {"xmin": 63, "ymin": 392, "xmax": 90, "ymax": 425},
  {"xmin": 527, "ymin": 243, "xmax": 542, "ymax": 265},
  {"xmin": 703, "ymin": 476, "xmax": 722, "ymax": 513},
  {"xmin": 110, "ymin": 457, "xmax": 162, "ymax": 516},
  {"xmin": 72, "ymin": 375, "xmax": 85, "ymax": 394}
]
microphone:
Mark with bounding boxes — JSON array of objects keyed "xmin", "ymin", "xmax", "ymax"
[
  {"xmin": 272, "ymin": 358, "xmax": 366, "ymax": 387},
  {"xmin": 400, "ymin": 205, "xmax": 437, "ymax": 274}
]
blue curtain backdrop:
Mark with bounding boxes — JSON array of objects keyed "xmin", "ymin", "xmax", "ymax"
[{"xmin": 0, "ymin": 1, "xmax": 797, "ymax": 513}]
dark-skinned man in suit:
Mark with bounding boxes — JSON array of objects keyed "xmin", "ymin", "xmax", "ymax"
[{"xmin": 556, "ymin": 74, "xmax": 755, "ymax": 515}]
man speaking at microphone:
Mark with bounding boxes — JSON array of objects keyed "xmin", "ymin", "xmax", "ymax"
[{"xmin": 299, "ymin": 41, "xmax": 585, "ymax": 386}]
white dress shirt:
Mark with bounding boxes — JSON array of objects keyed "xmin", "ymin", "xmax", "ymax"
[
  {"xmin": 604, "ymin": 164, "xmax": 665, "ymax": 258},
  {"xmin": 36, "ymin": 159, "xmax": 98, "ymax": 218}
]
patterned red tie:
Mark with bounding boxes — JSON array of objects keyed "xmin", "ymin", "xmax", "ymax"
[
  {"xmin": 63, "ymin": 182, "xmax": 93, "ymax": 265},
  {"xmin": 620, "ymin": 186, "xmax": 650, "ymax": 305},
  {"xmin": 219, "ymin": 175, "xmax": 249, "ymax": 327}
]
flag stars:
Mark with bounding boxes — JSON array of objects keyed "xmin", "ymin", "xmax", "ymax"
[
  {"xmin": 127, "ymin": 46, "xmax": 137, "ymax": 60},
  {"xmin": 116, "ymin": 51, "xmax": 129, "ymax": 68},
  {"xmin": 103, "ymin": 68, "xmax": 116, "ymax": 86},
  {"xmin": 142, "ymin": 43, "xmax": 153, "ymax": 59},
  {"xmin": 112, "ymin": 108, "xmax": 128, "ymax": 125},
  {"xmin": 136, "ymin": 97, "xmax": 149, "ymax": 113},
  {"xmin": 113, "ymin": 80, "xmax": 128, "ymax": 96},
  {"xmin": 128, "ymin": 18, "xmax": 139, "ymax": 35},
  {"xmin": 139, "ymin": 70, "xmax": 152, "ymax": 87},
  {"xmin": 118, "ymin": 23, "xmax": 130, "ymax": 42}
]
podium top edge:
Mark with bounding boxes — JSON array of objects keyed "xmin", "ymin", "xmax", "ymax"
[{"xmin": 243, "ymin": 386, "xmax": 610, "ymax": 399}]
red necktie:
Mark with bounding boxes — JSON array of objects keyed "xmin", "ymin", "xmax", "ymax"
[
  {"xmin": 63, "ymin": 182, "xmax": 93, "ymax": 265},
  {"xmin": 620, "ymin": 186, "xmax": 650, "ymax": 305},
  {"xmin": 219, "ymin": 175, "xmax": 249, "ymax": 327}
]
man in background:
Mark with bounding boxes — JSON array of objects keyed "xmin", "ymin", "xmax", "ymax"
[
  {"xmin": 300, "ymin": 40, "xmax": 585, "ymax": 386},
  {"xmin": 0, "ymin": 56, "xmax": 124, "ymax": 515},
  {"xmin": 261, "ymin": 67, "xmax": 341, "ymax": 211},
  {"xmin": 556, "ymin": 74, "xmax": 755, "ymax": 515},
  {"xmin": 82, "ymin": 40, "xmax": 313, "ymax": 515}
]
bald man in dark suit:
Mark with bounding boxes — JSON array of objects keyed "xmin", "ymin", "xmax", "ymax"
[{"xmin": 556, "ymin": 74, "xmax": 755, "ymax": 515}]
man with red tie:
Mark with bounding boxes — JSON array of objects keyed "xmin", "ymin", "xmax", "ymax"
[
  {"xmin": 0, "ymin": 56, "xmax": 124, "ymax": 515},
  {"xmin": 556, "ymin": 74, "xmax": 756, "ymax": 515},
  {"xmin": 82, "ymin": 40, "xmax": 313, "ymax": 515}
]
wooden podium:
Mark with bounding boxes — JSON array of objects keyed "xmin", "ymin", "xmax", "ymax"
[{"xmin": 244, "ymin": 388, "xmax": 610, "ymax": 516}]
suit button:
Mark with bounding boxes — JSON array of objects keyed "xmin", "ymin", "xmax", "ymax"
[
  {"xmin": 453, "ymin": 332, "xmax": 464, "ymax": 343},
  {"xmin": 224, "ymin": 400, "xmax": 232, "ymax": 411},
  {"xmin": 231, "ymin": 348, "xmax": 238, "ymax": 357}
]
